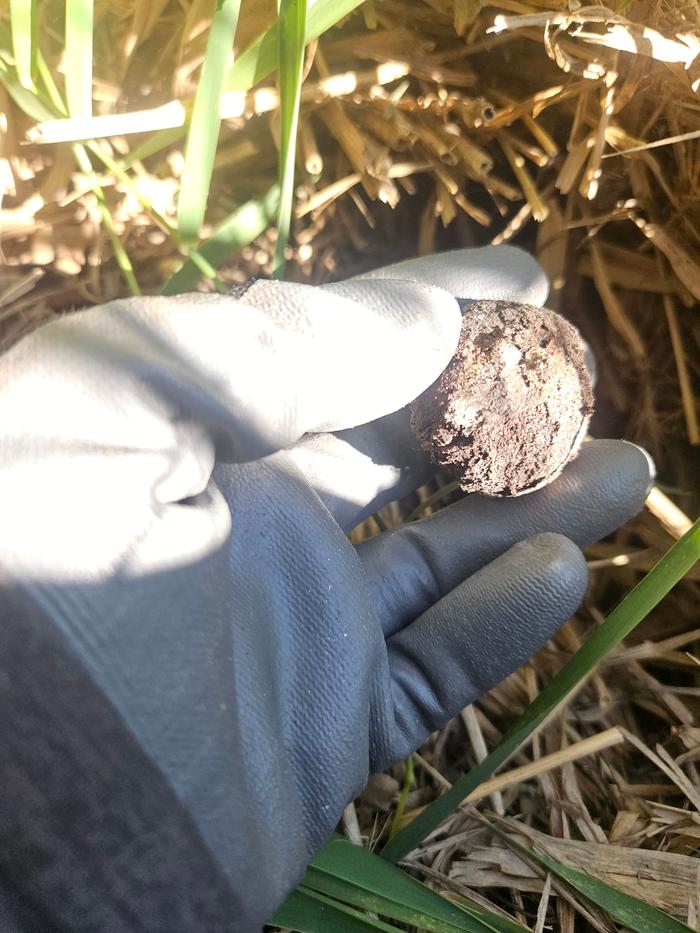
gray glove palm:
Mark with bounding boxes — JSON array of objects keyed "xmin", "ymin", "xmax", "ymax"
[{"xmin": 0, "ymin": 248, "xmax": 652, "ymax": 932}]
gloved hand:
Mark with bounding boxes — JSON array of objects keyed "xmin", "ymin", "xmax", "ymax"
[{"xmin": 0, "ymin": 247, "xmax": 653, "ymax": 933}]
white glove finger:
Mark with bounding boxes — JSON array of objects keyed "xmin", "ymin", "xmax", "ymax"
[
  {"xmin": 238, "ymin": 278, "xmax": 460, "ymax": 447},
  {"xmin": 355, "ymin": 245, "xmax": 549, "ymax": 307}
]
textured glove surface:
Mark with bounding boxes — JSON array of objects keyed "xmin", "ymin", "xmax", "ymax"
[{"xmin": 0, "ymin": 247, "xmax": 653, "ymax": 931}]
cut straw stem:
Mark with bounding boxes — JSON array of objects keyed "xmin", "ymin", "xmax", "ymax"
[
  {"xmin": 657, "ymin": 255, "xmax": 700, "ymax": 446},
  {"xmin": 646, "ymin": 487, "xmax": 694, "ymax": 539},
  {"xmin": 407, "ymin": 727, "xmax": 625, "ymax": 822},
  {"xmin": 498, "ymin": 132, "xmax": 548, "ymax": 221}
]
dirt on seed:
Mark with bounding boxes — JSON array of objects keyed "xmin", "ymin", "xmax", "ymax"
[{"xmin": 410, "ymin": 299, "xmax": 594, "ymax": 497}]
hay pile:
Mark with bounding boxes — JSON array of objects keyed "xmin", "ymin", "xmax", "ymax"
[
  {"xmin": 1, "ymin": 1, "xmax": 699, "ymax": 928},
  {"xmin": 2, "ymin": 2, "xmax": 699, "ymax": 458}
]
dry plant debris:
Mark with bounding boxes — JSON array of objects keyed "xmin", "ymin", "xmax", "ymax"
[
  {"xmin": 1, "ymin": 1, "xmax": 699, "ymax": 930},
  {"xmin": 1, "ymin": 1, "xmax": 698, "ymax": 461}
]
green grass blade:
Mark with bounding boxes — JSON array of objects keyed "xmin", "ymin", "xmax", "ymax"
[
  {"xmin": 305, "ymin": 869, "xmax": 486, "ymax": 933},
  {"xmin": 9, "ymin": 0, "xmax": 36, "ymax": 90},
  {"xmin": 382, "ymin": 514, "xmax": 700, "ymax": 864},
  {"xmin": 123, "ymin": 0, "xmax": 366, "ymax": 169},
  {"xmin": 1, "ymin": 36, "xmax": 138, "ymax": 295},
  {"xmin": 95, "ymin": 199, "xmax": 141, "ymax": 295},
  {"xmin": 35, "ymin": 46, "xmax": 67, "ymax": 114},
  {"xmin": 388, "ymin": 755, "xmax": 414, "ymax": 840},
  {"xmin": 84, "ymin": 138, "xmax": 227, "ymax": 292},
  {"xmin": 0, "ymin": 55, "xmax": 53, "ymax": 122},
  {"xmin": 273, "ymin": 0, "xmax": 306, "ymax": 277},
  {"xmin": 176, "ymin": 0, "xmax": 241, "ymax": 242},
  {"xmin": 304, "ymin": 837, "xmax": 528, "ymax": 933},
  {"xmin": 85, "ymin": 140, "xmax": 176, "ymax": 229},
  {"xmin": 488, "ymin": 825, "xmax": 693, "ymax": 933},
  {"xmin": 36, "ymin": 49, "xmax": 140, "ymax": 295},
  {"xmin": 180, "ymin": 248, "xmax": 227, "ymax": 292},
  {"xmin": 162, "ymin": 185, "xmax": 280, "ymax": 294},
  {"xmin": 272, "ymin": 887, "xmax": 401, "ymax": 931},
  {"xmin": 529, "ymin": 848, "xmax": 693, "ymax": 932},
  {"xmin": 65, "ymin": 0, "xmax": 93, "ymax": 118},
  {"xmin": 74, "ymin": 144, "xmax": 140, "ymax": 295},
  {"xmin": 126, "ymin": 126, "xmax": 187, "ymax": 167},
  {"xmin": 225, "ymin": 0, "xmax": 365, "ymax": 93}
]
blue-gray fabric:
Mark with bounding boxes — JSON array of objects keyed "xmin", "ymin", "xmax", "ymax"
[{"xmin": 0, "ymin": 247, "xmax": 653, "ymax": 930}]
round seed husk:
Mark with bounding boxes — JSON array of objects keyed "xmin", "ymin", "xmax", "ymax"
[{"xmin": 410, "ymin": 299, "xmax": 594, "ymax": 497}]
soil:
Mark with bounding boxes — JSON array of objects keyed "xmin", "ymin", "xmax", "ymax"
[{"xmin": 410, "ymin": 299, "xmax": 594, "ymax": 497}]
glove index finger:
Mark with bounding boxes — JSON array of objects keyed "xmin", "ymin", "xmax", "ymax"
[
  {"xmin": 240, "ymin": 277, "xmax": 461, "ymax": 443},
  {"xmin": 355, "ymin": 245, "xmax": 550, "ymax": 307}
]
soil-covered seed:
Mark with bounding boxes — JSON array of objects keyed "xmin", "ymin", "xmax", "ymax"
[{"xmin": 410, "ymin": 299, "xmax": 594, "ymax": 497}]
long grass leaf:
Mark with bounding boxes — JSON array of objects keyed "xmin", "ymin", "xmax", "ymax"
[
  {"xmin": 9, "ymin": 0, "xmax": 36, "ymax": 90},
  {"xmin": 490, "ymin": 825, "xmax": 693, "ymax": 933},
  {"xmin": 34, "ymin": 47, "xmax": 67, "ymax": 114},
  {"xmin": 530, "ymin": 848, "xmax": 693, "ymax": 932},
  {"xmin": 65, "ymin": 0, "xmax": 93, "ymax": 118},
  {"xmin": 388, "ymin": 754, "xmax": 414, "ymax": 840},
  {"xmin": 30, "ymin": 46, "xmax": 140, "ymax": 296},
  {"xmin": 0, "ymin": 56, "xmax": 53, "ymax": 122},
  {"xmin": 73, "ymin": 142, "xmax": 140, "ymax": 295},
  {"xmin": 225, "ymin": 0, "xmax": 364, "ymax": 93},
  {"xmin": 124, "ymin": 0, "xmax": 366, "ymax": 168},
  {"xmin": 273, "ymin": 0, "xmax": 306, "ymax": 277},
  {"xmin": 304, "ymin": 837, "xmax": 528, "ymax": 933},
  {"xmin": 305, "ymin": 868, "xmax": 486, "ymax": 932},
  {"xmin": 382, "ymin": 515, "xmax": 700, "ymax": 863},
  {"xmin": 34, "ymin": 49, "xmax": 224, "ymax": 295},
  {"xmin": 162, "ymin": 186, "xmax": 280, "ymax": 294},
  {"xmin": 126, "ymin": 127, "xmax": 187, "ymax": 167},
  {"xmin": 177, "ymin": 0, "xmax": 241, "ymax": 242},
  {"xmin": 271, "ymin": 887, "xmax": 401, "ymax": 931}
]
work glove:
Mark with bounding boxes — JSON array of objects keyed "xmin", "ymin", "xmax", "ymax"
[{"xmin": 0, "ymin": 247, "xmax": 653, "ymax": 932}]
